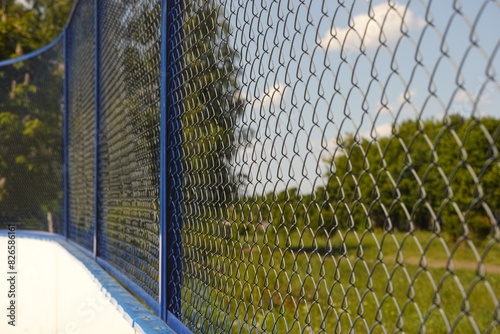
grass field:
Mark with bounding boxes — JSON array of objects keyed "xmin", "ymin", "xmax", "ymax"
[{"xmin": 182, "ymin": 228, "xmax": 500, "ymax": 333}]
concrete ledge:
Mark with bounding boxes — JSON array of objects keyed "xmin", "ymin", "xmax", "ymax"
[{"xmin": 0, "ymin": 230, "xmax": 176, "ymax": 334}]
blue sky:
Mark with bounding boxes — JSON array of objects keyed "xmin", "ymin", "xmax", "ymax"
[{"xmin": 224, "ymin": 0, "xmax": 500, "ymax": 196}]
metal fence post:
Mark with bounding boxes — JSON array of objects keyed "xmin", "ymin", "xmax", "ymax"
[
  {"xmin": 93, "ymin": 0, "xmax": 100, "ymax": 260},
  {"xmin": 159, "ymin": 0, "xmax": 184, "ymax": 324},
  {"xmin": 63, "ymin": 27, "xmax": 69, "ymax": 239}
]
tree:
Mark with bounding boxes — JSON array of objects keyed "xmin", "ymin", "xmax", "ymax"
[
  {"xmin": 181, "ymin": 0, "xmax": 247, "ymax": 217},
  {"xmin": 319, "ymin": 116, "xmax": 500, "ymax": 241},
  {"xmin": 116, "ymin": 0, "xmax": 248, "ymax": 218},
  {"xmin": 0, "ymin": 0, "xmax": 73, "ymax": 230},
  {"xmin": 0, "ymin": 0, "xmax": 72, "ymax": 59}
]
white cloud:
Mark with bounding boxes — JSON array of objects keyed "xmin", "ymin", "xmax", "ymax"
[
  {"xmin": 451, "ymin": 89, "xmax": 495, "ymax": 117},
  {"xmin": 362, "ymin": 123, "xmax": 393, "ymax": 139},
  {"xmin": 321, "ymin": 3, "xmax": 425, "ymax": 52},
  {"xmin": 454, "ymin": 89, "xmax": 493, "ymax": 106},
  {"xmin": 454, "ymin": 90, "xmax": 473, "ymax": 103},
  {"xmin": 259, "ymin": 82, "xmax": 287, "ymax": 108},
  {"xmin": 378, "ymin": 89, "xmax": 418, "ymax": 118}
]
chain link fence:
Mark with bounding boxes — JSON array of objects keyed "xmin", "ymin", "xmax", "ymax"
[
  {"xmin": 1, "ymin": 0, "xmax": 499, "ymax": 332},
  {"xmin": 66, "ymin": 0, "xmax": 95, "ymax": 251},
  {"xmin": 177, "ymin": 0, "xmax": 500, "ymax": 332}
]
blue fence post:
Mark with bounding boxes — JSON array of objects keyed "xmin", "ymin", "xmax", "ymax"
[
  {"xmin": 63, "ymin": 27, "xmax": 69, "ymax": 239},
  {"xmin": 160, "ymin": 0, "xmax": 184, "ymax": 324},
  {"xmin": 93, "ymin": 0, "xmax": 100, "ymax": 260}
]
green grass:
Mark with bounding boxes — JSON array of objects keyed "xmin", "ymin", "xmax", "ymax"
[{"xmin": 182, "ymin": 228, "xmax": 500, "ymax": 333}]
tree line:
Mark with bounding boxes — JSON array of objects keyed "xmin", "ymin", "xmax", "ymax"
[{"xmin": 235, "ymin": 115, "xmax": 500, "ymax": 242}]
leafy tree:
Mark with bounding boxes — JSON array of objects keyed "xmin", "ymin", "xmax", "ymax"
[
  {"xmin": 0, "ymin": 0, "xmax": 73, "ymax": 230},
  {"xmin": 181, "ymin": 0, "xmax": 247, "ymax": 217},
  {"xmin": 316, "ymin": 116, "xmax": 500, "ymax": 241},
  {"xmin": 0, "ymin": 0, "xmax": 72, "ymax": 59},
  {"xmin": 116, "ymin": 0, "xmax": 248, "ymax": 220},
  {"xmin": 260, "ymin": 116, "xmax": 499, "ymax": 243}
]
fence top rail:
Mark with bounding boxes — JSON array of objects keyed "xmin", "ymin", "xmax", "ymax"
[
  {"xmin": 65, "ymin": 0, "xmax": 83, "ymax": 31},
  {"xmin": 0, "ymin": 0, "xmax": 84, "ymax": 67},
  {"xmin": 0, "ymin": 32, "xmax": 64, "ymax": 67}
]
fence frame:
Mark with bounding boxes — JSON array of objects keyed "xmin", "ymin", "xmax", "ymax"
[
  {"xmin": 63, "ymin": 28, "xmax": 70, "ymax": 239},
  {"xmin": 61, "ymin": 0, "xmax": 190, "ymax": 331},
  {"xmin": 92, "ymin": 0, "xmax": 100, "ymax": 261},
  {"xmin": 159, "ymin": 0, "xmax": 184, "ymax": 324},
  {"xmin": 4, "ymin": 0, "xmax": 497, "ymax": 332}
]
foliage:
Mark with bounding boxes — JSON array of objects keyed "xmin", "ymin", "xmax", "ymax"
[
  {"xmin": 243, "ymin": 116, "xmax": 500, "ymax": 243},
  {"xmin": 0, "ymin": 0, "xmax": 72, "ymax": 59},
  {"xmin": 0, "ymin": 0, "xmax": 72, "ymax": 229},
  {"xmin": 182, "ymin": 0, "xmax": 247, "ymax": 214}
]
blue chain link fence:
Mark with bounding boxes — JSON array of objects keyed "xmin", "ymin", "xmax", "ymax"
[
  {"xmin": 1, "ymin": 0, "xmax": 499, "ymax": 332},
  {"xmin": 66, "ymin": 0, "xmax": 95, "ymax": 252}
]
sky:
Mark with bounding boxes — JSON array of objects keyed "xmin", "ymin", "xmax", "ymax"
[
  {"xmin": 223, "ymin": 0, "xmax": 500, "ymax": 196},
  {"xmin": 14, "ymin": 0, "xmax": 31, "ymax": 8},
  {"xmin": 14, "ymin": 0, "xmax": 496, "ymax": 198}
]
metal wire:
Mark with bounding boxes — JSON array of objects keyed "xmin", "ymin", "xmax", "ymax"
[
  {"xmin": 2, "ymin": 0, "xmax": 498, "ymax": 332},
  {"xmin": 96, "ymin": 0, "xmax": 162, "ymax": 300},
  {"xmin": 66, "ymin": 0, "xmax": 95, "ymax": 251},
  {"xmin": 177, "ymin": 0, "xmax": 500, "ymax": 333}
]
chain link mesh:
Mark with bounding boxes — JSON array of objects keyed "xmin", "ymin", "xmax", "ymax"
[
  {"xmin": 66, "ymin": 0, "xmax": 95, "ymax": 251},
  {"xmin": 97, "ymin": 0, "xmax": 162, "ymax": 300},
  {"xmin": 0, "ymin": 40, "xmax": 64, "ymax": 232},
  {"xmin": 5, "ymin": 0, "xmax": 497, "ymax": 332},
  {"xmin": 177, "ymin": 0, "xmax": 500, "ymax": 332}
]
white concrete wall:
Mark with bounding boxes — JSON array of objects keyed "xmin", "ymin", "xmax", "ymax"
[{"xmin": 0, "ymin": 235, "xmax": 135, "ymax": 334}]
